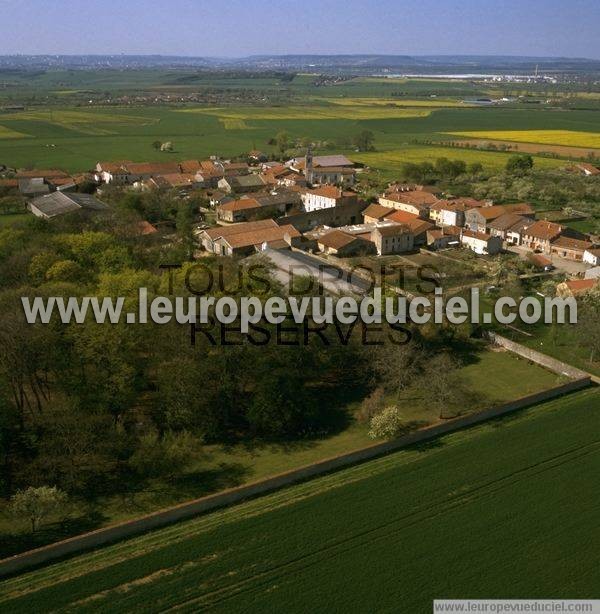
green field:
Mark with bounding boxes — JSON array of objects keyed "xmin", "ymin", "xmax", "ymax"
[
  {"xmin": 1, "ymin": 387, "xmax": 598, "ymax": 612},
  {"xmin": 2, "ymin": 100, "xmax": 600, "ymax": 173}
]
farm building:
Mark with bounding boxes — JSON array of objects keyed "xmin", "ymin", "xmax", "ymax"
[{"xmin": 28, "ymin": 192, "xmax": 109, "ymax": 219}]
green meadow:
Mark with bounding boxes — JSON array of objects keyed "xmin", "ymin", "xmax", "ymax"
[{"xmin": 1, "ymin": 387, "xmax": 598, "ymax": 613}]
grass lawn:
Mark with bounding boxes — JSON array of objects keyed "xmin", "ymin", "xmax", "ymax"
[
  {"xmin": 0, "ymin": 348, "xmax": 564, "ymax": 559},
  {"xmin": 1, "ymin": 387, "xmax": 598, "ymax": 612}
]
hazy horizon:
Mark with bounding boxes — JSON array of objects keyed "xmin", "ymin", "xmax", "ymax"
[{"xmin": 0, "ymin": 0, "xmax": 599, "ymax": 60}]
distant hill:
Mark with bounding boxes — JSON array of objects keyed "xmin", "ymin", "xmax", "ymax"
[{"xmin": 1, "ymin": 54, "xmax": 599, "ymax": 74}]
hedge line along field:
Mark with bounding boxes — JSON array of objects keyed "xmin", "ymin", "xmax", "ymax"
[
  {"xmin": 3, "ymin": 103, "xmax": 599, "ymax": 172},
  {"xmin": 1, "ymin": 388, "xmax": 598, "ymax": 613}
]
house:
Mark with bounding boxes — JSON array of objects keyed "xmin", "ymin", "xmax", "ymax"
[
  {"xmin": 505, "ymin": 216, "xmax": 535, "ymax": 246},
  {"xmin": 290, "ymin": 152, "xmax": 356, "ymax": 187},
  {"xmin": 464, "ymin": 203, "xmax": 535, "ymax": 234},
  {"xmin": 520, "ymin": 220, "xmax": 563, "ymax": 254},
  {"xmin": 426, "ymin": 226, "xmax": 461, "ymax": 250},
  {"xmin": 217, "ymin": 191, "xmax": 301, "ymax": 223},
  {"xmin": 429, "ymin": 200, "xmax": 469, "ymax": 228},
  {"xmin": 550, "ymin": 236, "xmax": 593, "ymax": 261},
  {"xmin": 556, "ymin": 279, "xmax": 598, "ymax": 298},
  {"xmin": 94, "ymin": 161, "xmax": 132, "ymax": 184},
  {"xmin": 147, "ymin": 173, "xmax": 200, "ymax": 191},
  {"xmin": 300, "ymin": 186, "xmax": 357, "ymax": 213},
  {"xmin": 460, "ymin": 229, "xmax": 503, "ymax": 255},
  {"xmin": 317, "ymin": 230, "xmax": 375, "ymax": 257},
  {"xmin": 28, "ymin": 192, "xmax": 109, "ymax": 219},
  {"xmin": 218, "ymin": 174, "xmax": 267, "ymax": 194},
  {"xmin": 371, "ymin": 224, "xmax": 414, "ymax": 255},
  {"xmin": 378, "ymin": 189, "xmax": 438, "ymax": 218},
  {"xmin": 405, "ymin": 218, "xmax": 435, "ymax": 246},
  {"xmin": 197, "ymin": 219, "xmax": 301, "ymax": 256},
  {"xmin": 362, "ymin": 203, "xmax": 393, "ymax": 224},
  {"xmin": 488, "ymin": 213, "xmax": 532, "ymax": 241},
  {"xmin": 583, "ymin": 248, "xmax": 600, "ymax": 266}
]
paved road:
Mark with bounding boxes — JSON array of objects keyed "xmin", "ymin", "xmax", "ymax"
[{"xmin": 506, "ymin": 245, "xmax": 590, "ymax": 276}]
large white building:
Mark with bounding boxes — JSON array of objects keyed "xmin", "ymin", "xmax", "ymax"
[{"xmin": 300, "ymin": 186, "xmax": 357, "ymax": 213}]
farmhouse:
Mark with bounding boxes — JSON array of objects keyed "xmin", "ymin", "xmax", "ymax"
[
  {"xmin": 488, "ymin": 213, "xmax": 532, "ymax": 241},
  {"xmin": 197, "ymin": 219, "xmax": 301, "ymax": 256},
  {"xmin": 371, "ymin": 224, "xmax": 414, "ymax": 255},
  {"xmin": 426, "ymin": 226, "xmax": 461, "ymax": 250},
  {"xmin": 317, "ymin": 230, "xmax": 375, "ymax": 257},
  {"xmin": 28, "ymin": 192, "xmax": 109, "ymax": 219},
  {"xmin": 550, "ymin": 236, "xmax": 593, "ymax": 261},
  {"xmin": 583, "ymin": 248, "xmax": 600, "ymax": 266},
  {"xmin": 520, "ymin": 220, "xmax": 563, "ymax": 254},
  {"xmin": 460, "ymin": 229, "xmax": 503, "ymax": 255},
  {"xmin": 378, "ymin": 189, "xmax": 438, "ymax": 218},
  {"xmin": 218, "ymin": 174, "xmax": 267, "ymax": 194}
]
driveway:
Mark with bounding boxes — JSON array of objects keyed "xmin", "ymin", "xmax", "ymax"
[{"xmin": 506, "ymin": 244, "xmax": 590, "ymax": 276}]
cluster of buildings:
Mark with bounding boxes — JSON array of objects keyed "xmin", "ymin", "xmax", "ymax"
[{"xmin": 5, "ymin": 150, "xmax": 598, "ymax": 297}]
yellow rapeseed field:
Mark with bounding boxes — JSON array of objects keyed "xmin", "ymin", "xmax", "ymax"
[{"xmin": 448, "ymin": 130, "xmax": 600, "ymax": 149}]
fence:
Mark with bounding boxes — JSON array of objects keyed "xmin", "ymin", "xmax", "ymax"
[{"xmin": 0, "ymin": 376, "xmax": 591, "ymax": 579}]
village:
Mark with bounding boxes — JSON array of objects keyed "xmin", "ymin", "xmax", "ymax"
[{"xmin": 1, "ymin": 148, "xmax": 600, "ymax": 299}]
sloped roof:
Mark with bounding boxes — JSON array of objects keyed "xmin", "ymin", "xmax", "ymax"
[
  {"xmin": 363, "ymin": 203, "xmax": 392, "ymax": 220},
  {"xmin": 523, "ymin": 220, "xmax": 563, "ymax": 240}
]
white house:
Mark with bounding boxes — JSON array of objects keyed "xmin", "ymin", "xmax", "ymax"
[
  {"xmin": 300, "ymin": 186, "xmax": 356, "ymax": 213},
  {"xmin": 583, "ymin": 248, "xmax": 600, "ymax": 266},
  {"xmin": 460, "ymin": 229, "xmax": 503, "ymax": 256}
]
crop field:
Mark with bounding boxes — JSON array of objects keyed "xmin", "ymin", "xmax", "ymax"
[
  {"xmin": 177, "ymin": 104, "xmax": 433, "ymax": 121},
  {"xmin": 0, "ymin": 387, "xmax": 597, "ymax": 613},
  {"xmin": 448, "ymin": 129, "xmax": 600, "ymax": 149},
  {"xmin": 2, "ymin": 104, "xmax": 590, "ymax": 174}
]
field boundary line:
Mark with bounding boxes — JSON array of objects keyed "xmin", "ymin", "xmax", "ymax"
[{"xmin": 0, "ymin": 375, "xmax": 592, "ymax": 578}]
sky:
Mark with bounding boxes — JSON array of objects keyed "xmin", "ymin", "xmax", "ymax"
[{"xmin": 0, "ymin": 0, "xmax": 599, "ymax": 59}]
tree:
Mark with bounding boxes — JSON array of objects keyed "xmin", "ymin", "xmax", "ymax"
[
  {"xmin": 10, "ymin": 486, "xmax": 68, "ymax": 532},
  {"xmin": 129, "ymin": 431, "xmax": 203, "ymax": 479},
  {"xmin": 368, "ymin": 405, "xmax": 408, "ymax": 439},
  {"xmin": 506, "ymin": 154, "xmax": 534, "ymax": 175},
  {"xmin": 352, "ymin": 130, "xmax": 375, "ymax": 152},
  {"xmin": 275, "ymin": 131, "xmax": 290, "ymax": 157},
  {"xmin": 151, "ymin": 140, "xmax": 162, "ymax": 150},
  {"xmin": 421, "ymin": 352, "xmax": 464, "ymax": 419}
]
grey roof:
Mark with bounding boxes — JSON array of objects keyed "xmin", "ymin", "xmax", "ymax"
[
  {"xmin": 314, "ymin": 155, "xmax": 354, "ymax": 168},
  {"xmin": 29, "ymin": 191, "xmax": 109, "ymax": 219},
  {"xmin": 18, "ymin": 178, "xmax": 50, "ymax": 195}
]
